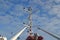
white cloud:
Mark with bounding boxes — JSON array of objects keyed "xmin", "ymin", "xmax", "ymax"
[
  {"xmin": 49, "ymin": 5, "xmax": 60, "ymax": 17},
  {"xmin": 0, "ymin": 16, "xmax": 12, "ymax": 24},
  {"xmin": 0, "ymin": 0, "xmax": 13, "ymax": 11},
  {"xmin": 32, "ymin": 14, "xmax": 49, "ymax": 27},
  {"xmin": 10, "ymin": 4, "xmax": 25, "ymax": 17},
  {"xmin": 54, "ymin": 0, "xmax": 60, "ymax": 3}
]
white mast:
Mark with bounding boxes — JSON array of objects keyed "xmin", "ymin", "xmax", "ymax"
[{"xmin": 10, "ymin": 24, "xmax": 29, "ymax": 40}]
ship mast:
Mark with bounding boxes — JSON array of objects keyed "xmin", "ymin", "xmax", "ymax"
[
  {"xmin": 23, "ymin": 7, "xmax": 32, "ymax": 35},
  {"xmin": 28, "ymin": 7, "xmax": 32, "ymax": 35}
]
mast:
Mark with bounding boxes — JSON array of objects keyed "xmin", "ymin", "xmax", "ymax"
[
  {"xmin": 28, "ymin": 7, "xmax": 32, "ymax": 35},
  {"xmin": 23, "ymin": 7, "xmax": 32, "ymax": 35}
]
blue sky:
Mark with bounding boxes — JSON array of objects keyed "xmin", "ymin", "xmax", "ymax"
[{"xmin": 0, "ymin": 0, "xmax": 60, "ymax": 40}]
